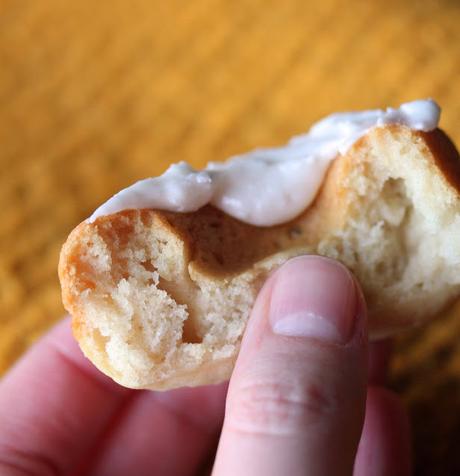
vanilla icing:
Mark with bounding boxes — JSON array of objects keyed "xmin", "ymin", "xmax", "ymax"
[{"xmin": 89, "ymin": 99, "xmax": 441, "ymax": 226}]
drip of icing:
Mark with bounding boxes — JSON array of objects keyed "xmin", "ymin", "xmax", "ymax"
[{"xmin": 89, "ymin": 99, "xmax": 441, "ymax": 226}]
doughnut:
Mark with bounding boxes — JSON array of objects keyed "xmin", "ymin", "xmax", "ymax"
[{"xmin": 59, "ymin": 100, "xmax": 460, "ymax": 390}]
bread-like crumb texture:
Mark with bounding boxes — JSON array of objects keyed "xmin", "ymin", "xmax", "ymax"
[{"xmin": 59, "ymin": 125, "xmax": 460, "ymax": 390}]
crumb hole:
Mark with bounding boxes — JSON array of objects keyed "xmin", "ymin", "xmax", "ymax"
[
  {"xmin": 157, "ymin": 276, "xmax": 202, "ymax": 344},
  {"xmin": 141, "ymin": 260, "xmax": 155, "ymax": 272}
]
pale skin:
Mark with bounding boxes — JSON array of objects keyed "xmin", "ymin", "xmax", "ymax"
[{"xmin": 0, "ymin": 256, "xmax": 411, "ymax": 475}]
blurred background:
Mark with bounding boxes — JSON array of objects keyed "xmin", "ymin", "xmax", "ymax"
[{"xmin": 1, "ymin": 0, "xmax": 460, "ymax": 473}]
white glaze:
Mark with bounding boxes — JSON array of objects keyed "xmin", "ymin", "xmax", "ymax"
[
  {"xmin": 89, "ymin": 99, "xmax": 441, "ymax": 226},
  {"xmin": 90, "ymin": 163, "xmax": 213, "ymax": 219}
]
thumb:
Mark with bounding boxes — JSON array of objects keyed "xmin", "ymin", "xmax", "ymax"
[{"xmin": 213, "ymin": 256, "xmax": 368, "ymax": 476}]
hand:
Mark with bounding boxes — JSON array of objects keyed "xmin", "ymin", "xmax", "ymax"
[{"xmin": 0, "ymin": 256, "xmax": 411, "ymax": 475}]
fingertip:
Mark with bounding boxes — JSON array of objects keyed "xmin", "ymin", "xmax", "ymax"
[
  {"xmin": 268, "ymin": 256, "xmax": 360, "ymax": 344},
  {"xmin": 243, "ymin": 255, "xmax": 368, "ymax": 351}
]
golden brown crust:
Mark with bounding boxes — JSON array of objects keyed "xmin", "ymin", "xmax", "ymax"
[{"xmin": 421, "ymin": 128, "xmax": 460, "ymax": 192}]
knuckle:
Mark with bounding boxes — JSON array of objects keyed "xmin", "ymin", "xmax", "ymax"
[{"xmin": 227, "ymin": 376, "xmax": 339, "ymax": 437}]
